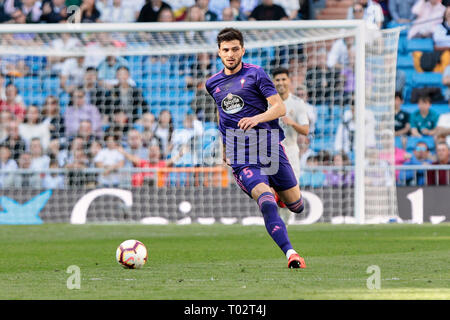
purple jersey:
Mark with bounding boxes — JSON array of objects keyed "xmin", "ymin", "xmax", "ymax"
[{"xmin": 206, "ymin": 63, "xmax": 285, "ymax": 170}]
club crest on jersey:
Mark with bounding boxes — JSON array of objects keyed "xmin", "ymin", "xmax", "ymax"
[
  {"xmin": 240, "ymin": 78, "xmax": 245, "ymax": 87},
  {"xmin": 221, "ymin": 93, "xmax": 244, "ymax": 114}
]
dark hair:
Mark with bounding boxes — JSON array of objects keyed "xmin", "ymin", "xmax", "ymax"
[
  {"xmin": 272, "ymin": 67, "xmax": 289, "ymax": 78},
  {"xmin": 395, "ymin": 91, "xmax": 403, "ymax": 100},
  {"xmin": 418, "ymin": 92, "xmax": 432, "ymax": 104},
  {"xmin": 217, "ymin": 28, "xmax": 244, "ymax": 48}
]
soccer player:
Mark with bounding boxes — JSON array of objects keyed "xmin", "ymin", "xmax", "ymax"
[
  {"xmin": 206, "ymin": 28, "xmax": 306, "ymax": 269},
  {"xmin": 272, "ymin": 67, "xmax": 310, "ymax": 225}
]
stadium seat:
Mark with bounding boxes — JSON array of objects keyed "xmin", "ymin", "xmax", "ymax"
[
  {"xmin": 412, "ymin": 72, "xmax": 443, "ymax": 88},
  {"xmin": 405, "ymin": 38, "xmax": 434, "ymax": 53},
  {"xmin": 433, "ymin": 104, "xmax": 450, "ymax": 115},
  {"xmin": 397, "ymin": 54, "xmax": 414, "ymax": 69},
  {"xmin": 395, "ymin": 136, "xmax": 404, "ymax": 149}
]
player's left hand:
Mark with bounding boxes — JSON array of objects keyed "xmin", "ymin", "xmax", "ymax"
[{"xmin": 238, "ymin": 116, "xmax": 260, "ymax": 131}]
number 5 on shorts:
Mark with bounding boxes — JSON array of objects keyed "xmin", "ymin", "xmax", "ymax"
[{"xmin": 243, "ymin": 167, "xmax": 253, "ymax": 178}]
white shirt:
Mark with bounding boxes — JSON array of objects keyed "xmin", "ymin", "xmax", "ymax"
[
  {"xmin": 327, "ymin": 39, "xmax": 350, "ymax": 69},
  {"xmin": 280, "ymin": 94, "xmax": 309, "ymax": 147},
  {"xmin": 334, "ymin": 108, "xmax": 376, "ymax": 154},
  {"xmin": 19, "ymin": 122, "xmax": 51, "ymax": 152},
  {"xmin": 60, "ymin": 58, "xmax": 86, "ymax": 87},
  {"xmin": 437, "ymin": 112, "xmax": 450, "ymax": 147},
  {"xmin": 94, "ymin": 148, "xmax": 125, "ymax": 185},
  {"xmin": 100, "ymin": 5, "xmax": 135, "ymax": 22},
  {"xmin": 347, "ymin": 0, "xmax": 384, "ymax": 27},
  {"xmin": 408, "ymin": 0, "xmax": 446, "ymax": 39},
  {"xmin": 30, "ymin": 155, "xmax": 51, "ymax": 171}
]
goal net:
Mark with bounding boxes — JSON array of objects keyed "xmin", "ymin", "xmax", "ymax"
[{"xmin": 0, "ymin": 21, "xmax": 400, "ymax": 225}]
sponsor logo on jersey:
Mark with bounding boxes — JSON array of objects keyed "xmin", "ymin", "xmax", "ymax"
[{"xmin": 221, "ymin": 93, "xmax": 244, "ymax": 114}]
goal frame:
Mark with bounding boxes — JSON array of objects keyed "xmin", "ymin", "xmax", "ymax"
[{"xmin": 0, "ymin": 20, "xmax": 369, "ymax": 223}]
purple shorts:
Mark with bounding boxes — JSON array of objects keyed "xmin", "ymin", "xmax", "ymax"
[{"xmin": 232, "ymin": 143, "xmax": 299, "ymax": 198}]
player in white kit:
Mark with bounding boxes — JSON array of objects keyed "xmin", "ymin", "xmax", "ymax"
[{"xmin": 272, "ymin": 67, "xmax": 310, "ymax": 225}]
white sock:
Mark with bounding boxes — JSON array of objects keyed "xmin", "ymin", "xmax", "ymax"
[{"xmin": 286, "ymin": 249, "xmax": 297, "ymax": 260}]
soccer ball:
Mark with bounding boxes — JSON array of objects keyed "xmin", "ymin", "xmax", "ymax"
[{"xmin": 116, "ymin": 239, "xmax": 148, "ymax": 269}]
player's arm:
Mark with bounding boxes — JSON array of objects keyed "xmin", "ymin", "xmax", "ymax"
[
  {"xmin": 238, "ymin": 94, "xmax": 286, "ymax": 131},
  {"xmin": 282, "ymin": 116, "xmax": 309, "ymax": 136}
]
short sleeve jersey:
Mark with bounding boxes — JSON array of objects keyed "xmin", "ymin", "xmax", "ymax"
[
  {"xmin": 205, "ymin": 63, "xmax": 285, "ymax": 168},
  {"xmin": 206, "ymin": 62, "xmax": 284, "ymax": 140}
]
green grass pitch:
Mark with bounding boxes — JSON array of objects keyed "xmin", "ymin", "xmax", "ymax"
[{"xmin": 0, "ymin": 223, "xmax": 449, "ymax": 300}]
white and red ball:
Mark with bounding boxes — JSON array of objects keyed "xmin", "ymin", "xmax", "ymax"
[{"xmin": 116, "ymin": 239, "xmax": 148, "ymax": 269}]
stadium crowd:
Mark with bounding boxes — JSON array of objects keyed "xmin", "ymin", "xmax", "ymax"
[{"xmin": 0, "ymin": 0, "xmax": 449, "ymax": 189}]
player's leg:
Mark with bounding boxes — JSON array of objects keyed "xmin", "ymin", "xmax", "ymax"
[
  {"xmin": 234, "ymin": 166, "xmax": 304, "ymax": 268},
  {"xmin": 278, "ymin": 150, "xmax": 301, "ymax": 225}
]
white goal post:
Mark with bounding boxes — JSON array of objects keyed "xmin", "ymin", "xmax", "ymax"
[{"xmin": 0, "ymin": 20, "xmax": 400, "ymax": 224}]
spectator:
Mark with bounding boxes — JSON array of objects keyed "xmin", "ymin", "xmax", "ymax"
[
  {"xmin": 410, "ymin": 94, "xmax": 440, "ymax": 137},
  {"xmin": 14, "ymin": 151, "xmax": 41, "ymax": 188},
  {"xmin": 398, "ymin": 141, "xmax": 433, "ymax": 186},
  {"xmin": 43, "ymin": 158, "xmax": 65, "ymax": 189},
  {"xmin": 96, "ymin": 55, "xmax": 129, "ymax": 89},
  {"xmin": 327, "ymin": 37, "xmax": 354, "ymax": 70},
  {"xmin": 435, "ymin": 106, "xmax": 450, "ymax": 146},
  {"xmin": 18, "ymin": 105, "xmax": 51, "ymax": 152},
  {"xmin": 99, "ymin": 0, "xmax": 135, "ymax": 22},
  {"xmin": 124, "ymin": 129, "xmax": 148, "ymax": 168},
  {"xmin": 29, "ymin": 137, "xmax": 50, "ymax": 173},
  {"xmin": 97, "ymin": 0, "xmax": 145, "ymax": 20},
  {"xmin": 63, "ymin": 87, "xmax": 103, "ymax": 139},
  {"xmin": 3, "ymin": 120, "xmax": 26, "ymax": 161},
  {"xmin": 347, "ymin": 0, "xmax": 384, "ymax": 29},
  {"xmin": 408, "ymin": 0, "xmax": 445, "ymax": 39},
  {"xmin": 5, "ymin": 0, "xmax": 42, "ymax": 23},
  {"xmin": 300, "ymin": 154, "xmax": 326, "ymax": 188},
  {"xmin": 76, "ymin": 119, "xmax": 97, "ymax": 149},
  {"xmin": 47, "ymin": 33, "xmax": 81, "ymax": 75},
  {"xmin": 191, "ymin": 80, "xmax": 218, "ymax": 123},
  {"xmin": 195, "ymin": 0, "xmax": 217, "ymax": 21},
  {"xmin": 157, "ymin": 6, "xmax": 175, "ymax": 21},
  {"xmin": 273, "ymin": 0, "xmax": 299, "ymax": 20},
  {"xmin": 118, "ymin": 142, "xmax": 174, "ymax": 187},
  {"xmin": 325, "ymin": 152, "xmax": 354, "ymax": 187},
  {"xmin": 65, "ymin": 148, "xmax": 93, "ymax": 187},
  {"xmin": 94, "ymin": 133, "xmax": 125, "ymax": 187},
  {"xmin": 208, "ymin": 0, "xmax": 228, "ymax": 20},
  {"xmin": 427, "ymin": 142, "xmax": 450, "ymax": 185},
  {"xmin": 334, "ymin": 104, "xmax": 376, "ymax": 154},
  {"xmin": 47, "ymin": 138, "xmax": 68, "ymax": 167},
  {"xmin": 167, "ymin": 112, "xmax": 203, "ymax": 165},
  {"xmin": 387, "ymin": 0, "xmax": 416, "ymax": 26},
  {"xmin": 41, "ymin": 95, "xmax": 65, "ymax": 144},
  {"xmin": 0, "ymin": 110, "xmax": 13, "ymax": 142},
  {"xmin": 139, "ymin": 112, "xmax": 162, "ymax": 148},
  {"xmin": 442, "ymin": 63, "xmax": 450, "ymax": 101},
  {"xmin": 60, "ymin": 56, "xmax": 87, "ymax": 94},
  {"xmin": 137, "ymin": 0, "xmax": 171, "ymax": 22},
  {"xmin": 109, "ymin": 66, "xmax": 149, "ymax": 124},
  {"xmin": 186, "ymin": 52, "xmax": 215, "ymax": 89},
  {"xmin": 0, "ymin": 83, "xmax": 26, "ymax": 121},
  {"xmin": 153, "ymin": 109, "xmax": 174, "ymax": 158},
  {"xmin": 248, "ymin": 0, "xmax": 288, "ymax": 21},
  {"xmin": 433, "ymin": 6, "xmax": 450, "ymax": 49},
  {"xmin": 40, "ymin": 0, "xmax": 68, "ymax": 23},
  {"xmin": 0, "ymin": 143, "xmax": 17, "ymax": 188},
  {"xmin": 305, "ymin": 47, "xmax": 343, "ymax": 105},
  {"xmin": 105, "ymin": 111, "xmax": 130, "ymax": 143},
  {"xmin": 0, "ymin": 1, "xmax": 11, "ymax": 23},
  {"xmin": 221, "ymin": 6, "xmax": 234, "ymax": 21},
  {"xmin": 226, "ymin": 0, "xmax": 247, "ymax": 21},
  {"xmin": 81, "ymin": 67, "xmax": 111, "ymax": 120},
  {"xmin": 78, "ymin": 0, "xmax": 101, "ymax": 22},
  {"xmin": 394, "ymin": 91, "xmax": 410, "ymax": 137}
]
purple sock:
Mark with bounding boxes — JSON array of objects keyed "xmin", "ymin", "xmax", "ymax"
[{"xmin": 257, "ymin": 192, "xmax": 293, "ymax": 255}]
